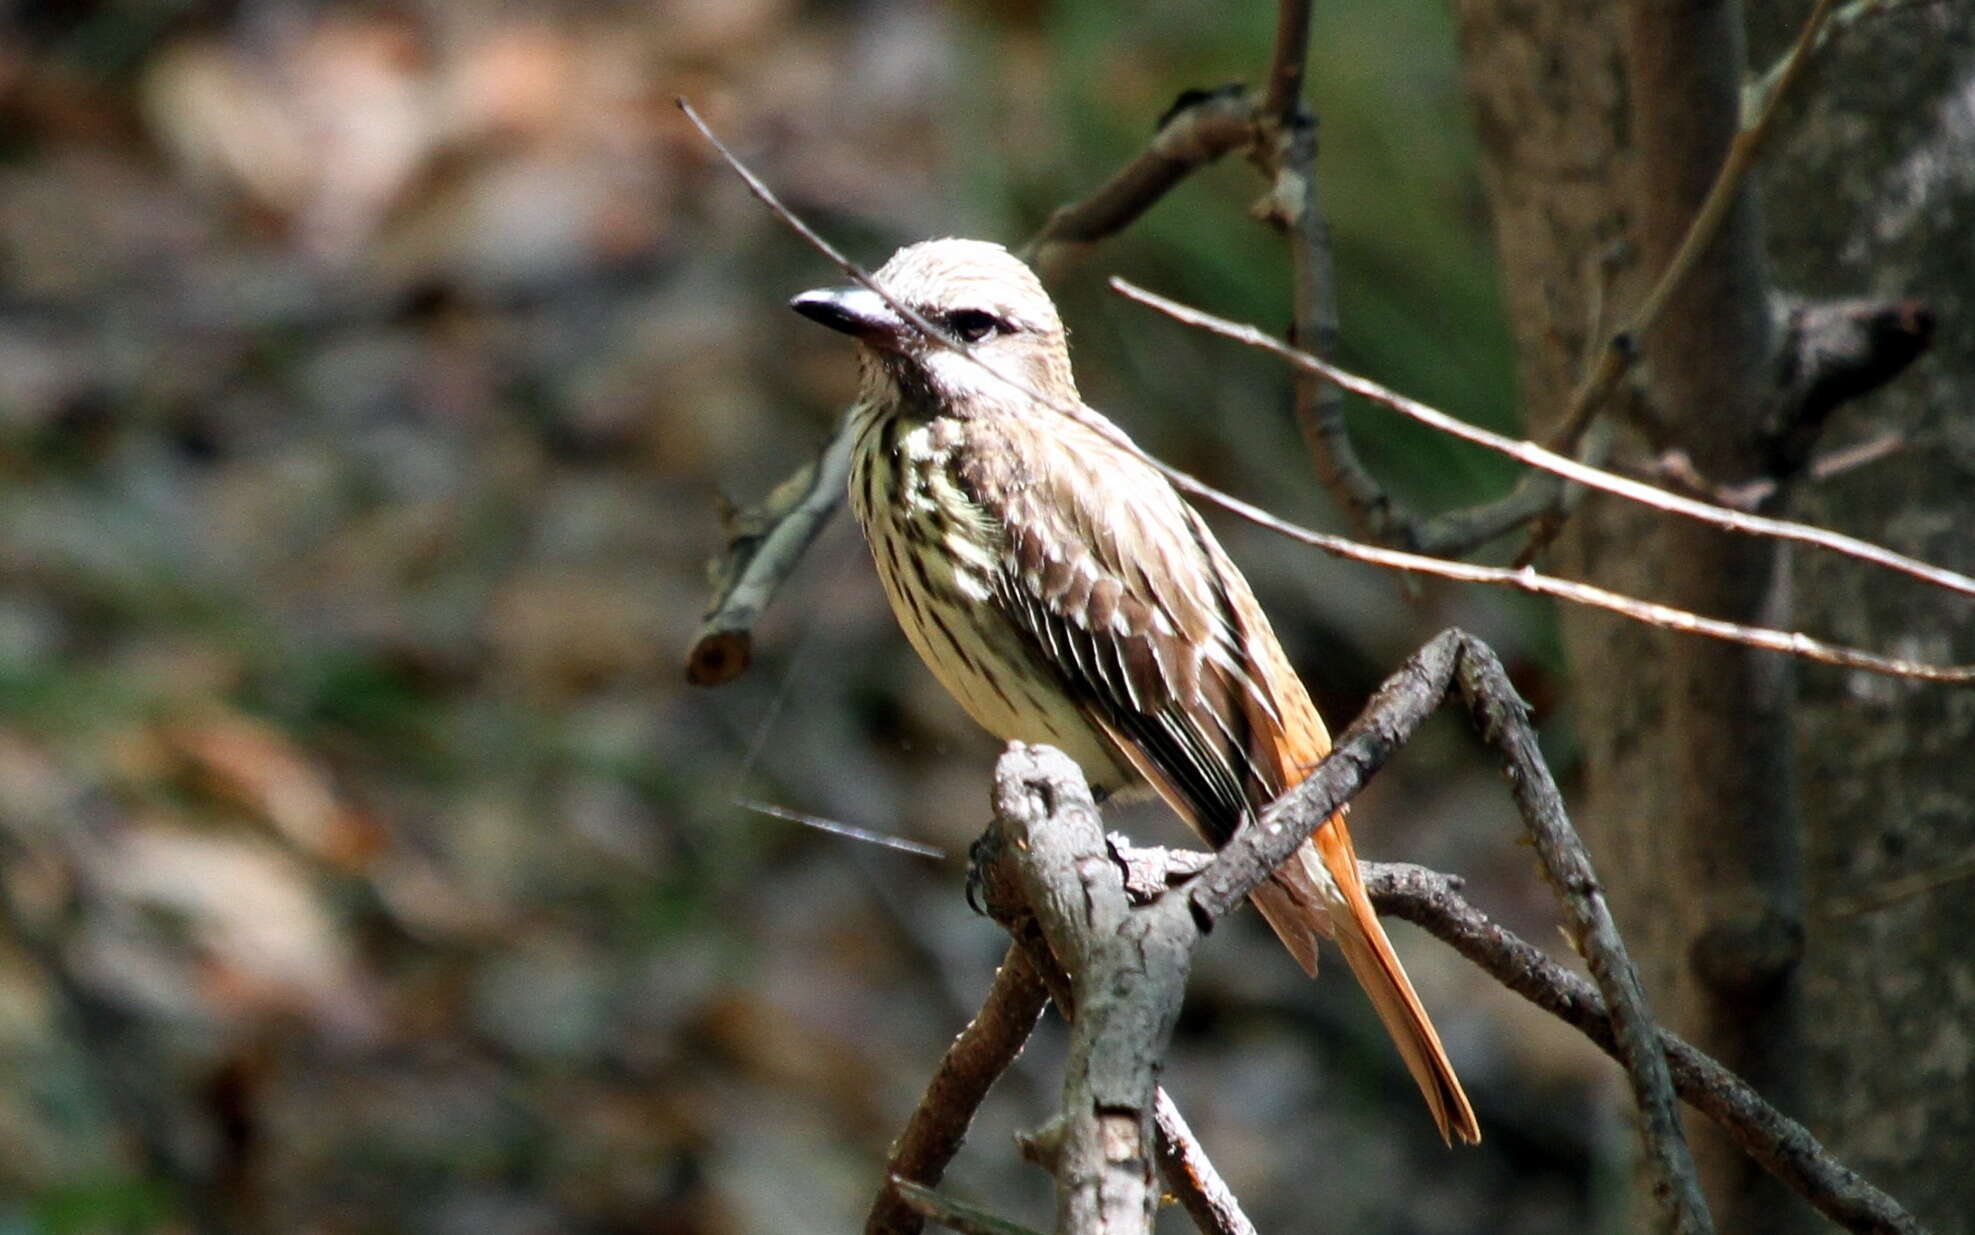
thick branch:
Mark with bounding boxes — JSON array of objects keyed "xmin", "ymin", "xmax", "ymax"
[
  {"xmin": 992, "ymin": 743, "xmax": 1196, "ymax": 1234},
  {"xmin": 977, "ymin": 757, "xmax": 1253, "ymax": 1235}
]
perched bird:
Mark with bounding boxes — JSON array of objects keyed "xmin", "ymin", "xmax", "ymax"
[{"xmin": 792, "ymin": 238, "xmax": 1479, "ymax": 1145}]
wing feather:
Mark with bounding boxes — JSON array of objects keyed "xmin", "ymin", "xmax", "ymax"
[{"xmin": 952, "ymin": 415, "xmax": 1288, "ymax": 846}]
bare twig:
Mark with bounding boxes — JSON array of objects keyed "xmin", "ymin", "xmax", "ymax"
[
  {"xmin": 682, "ymin": 87, "xmax": 1950, "ymax": 691},
  {"xmin": 1251, "ymin": 3, "xmax": 1538, "ymax": 557},
  {"xmin": 1153, "ymin": 1090, "xmax": 1258, "ymax": 1235},
  {"xmin": 677, "ymin": 99, "xmax": 986, "ymax": 364},
  {"xmin": 1022, "ymin": 88, "xmax": 1256, "ymax": 280},
  {"xmin": 1153, "ymin": 449, "xmax": 1975, "ymax": 683},
  {"xmin": 1111, "ymin": 278, "xmax": 1971, "ymax": 601},
  {"xmin": 687, "ymin": 417, "xmax": 855, "ymax": 685},
  {"xmin": 868, "ymin": 945, "xmax": 1052, "ymax": 1235},
  {"xmin": 1454, "ymin": 642, "xmax": 1712, "ymax": 1233},
  {"xmin": 1362, "ymin": 863, "xmax": 1925, "ymax": 1235},
  {"xmin": 1540, "ymin": 0, "xmax": 1840, "ymax": 462},
  {"xmin": 740, "ymin": 798, "xmax": 947, "ymax": 860},
  {"xmin": 1249, "ymin": 0, "xmax": 1380, "ymax": 555},
  {"xmin": 1182, "ymin": 630, "xmax": 1710, "ymax": 1231},
  {"xmin": 1260, "ymin": 0, "xmax": 1315, "ymax": 120}
]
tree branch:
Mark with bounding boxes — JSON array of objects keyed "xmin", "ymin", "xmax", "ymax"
[
  {"xmin": 1022, "ymin": 87, "xmax": 1256, "ymax": 281},
  {"xmin": 1185, "ymin": 629, "xmax": 1711, "ymax": 1233},
  {"xmin": 1110, "ymin": 278, "xmax": 1967, "ymax": 602},
  {"xmin": 1103, "ymin": 836, "xmax": 1932, "ymax": 1234},
  {"xmin": 1151, "ymin": 1090, "xmax": 1257, "ymax": 1235},
  {"xmin": 944, "ymin": 628, "xmax": 1926, "ymax": 1233},
  {"xmin": 867, "ymin": 944, "xmax": 1052, "ymax": 1235},
  {"xmin": 686, "ymin": 414, "xmax": 855, "ymax": 685},
  {"xmin": 990, "ymin": 743, "xmax": 1195, "ymax": 1235},
  {"xmin": 1361, "ymin": 863, "xmax": 1926, "ymax": 1235},
  {"xmin": 972, "ymin": 773, "xmax": 1255, "ymax": 1235}
]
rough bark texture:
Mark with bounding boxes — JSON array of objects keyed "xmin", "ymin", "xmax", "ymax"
[
  {"xmin": 1455, "ymin": 0, "xmax": 1811, "ymax": 1228},
  {"xmin": 1760, "ymin": 7, "xmax": 1975, "ymax": 1230},
  {"xmin": 1621, "ymin": 3, "xmax": 1804, "ymax": 1227}
]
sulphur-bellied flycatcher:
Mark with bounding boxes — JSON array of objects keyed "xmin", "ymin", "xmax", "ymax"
[{"xmin": 793, "ymin": 238, "xmax": 1479, "ymax": 1145}]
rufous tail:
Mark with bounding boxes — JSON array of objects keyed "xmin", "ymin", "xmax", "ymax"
[{"xmin": 1254, "ymin": 814, "xmax": 1481, "ymax": 1146}]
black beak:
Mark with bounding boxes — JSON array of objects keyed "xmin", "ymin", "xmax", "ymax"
[{"xmin": 790, "ymin": 285, "xmax": 905, "ymax": 344}]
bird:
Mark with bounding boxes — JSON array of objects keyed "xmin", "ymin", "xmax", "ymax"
[{"xmin": 791, "ymin": 237, "xmax": 1479, "ymax": 1146}]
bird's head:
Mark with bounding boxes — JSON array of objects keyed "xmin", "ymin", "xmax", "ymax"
[{"xmin": 790, "ymin": 238, "xmax": 1077, "ymax": 411}]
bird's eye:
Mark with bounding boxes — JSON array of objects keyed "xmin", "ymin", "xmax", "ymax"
[{"xmin": 945, "ymin": 309, "xmax": 1006, "ymax": 343}]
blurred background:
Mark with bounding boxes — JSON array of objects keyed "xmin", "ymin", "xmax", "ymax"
[{"xmin": 0, "ymin": 1, "xmax": 1623, "ymax": 1231}]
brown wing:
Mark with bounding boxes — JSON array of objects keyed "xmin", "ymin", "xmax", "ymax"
[
  {"xmin": 954, "ymin": 408, "xmax": 1481, "ymax": 1145},
  {"xmin": 951, "ymin": 411, "xmax": 1296, "ymax": 847}
]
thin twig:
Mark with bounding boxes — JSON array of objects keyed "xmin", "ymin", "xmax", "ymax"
[
  {"xmin": 868, "ymin": 946, "xmax": 1052, "ymax": 1235},
  {"xmin": 677, "ymin": 99, "xmax": 980, "ymax": 362},
  {"xmin": 740, "ymin": 798, "xmax": 947, "ymax": 860},
  {"xmin": 1541, "ymin": 0, "xmax": 1840, "ymax": 461},
  {"xmin": 1360, "ymin": 863, "xmax": 1925, "ymax": 1235},
  {"xmin": 1022, "ymin": 88, "xmax": 1256, "ymax": 280},
  {"xmin": 688, "ymin": 415, "xmax": 856, "ymax": 686},
  {"xmin": 680, "ymin": 96, "xmax": 1967, "ymax": 689},
  {"xmin": 1111, "ymin": 277, "xmax": 1974, "ymax": 601},
  {"xmin": 1184, "ymin": 631, "xmax": 1711, "ymax": 1229},
  {"xmin": 1742, "ymin": 0, "xmax": 1909, "ymax": 131},
  {"xmin": 1453, "ymin": 641, "xmax": 1712, "ymax": 1233},
  {"xmin": 1154, "ymin": 451, "xmax": 1975, "ymax": 683},
  {"xmin": 1253, "ymin": 0, "xmax": 1492, "ymax": 555}
]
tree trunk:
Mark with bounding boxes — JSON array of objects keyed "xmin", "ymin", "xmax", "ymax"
[
  {"xmin": 1761, "ymin": 6, "xmax": 1975, "ymax": 1230},
  {"xmin": 1454, "ymin": 0, "xmax": 1814, "ymax": 1228}
]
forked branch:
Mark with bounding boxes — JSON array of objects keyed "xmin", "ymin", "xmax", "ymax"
[{"xmin": 892, "ymin": 630, "xmax": 1921, "ymax": 1234}]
